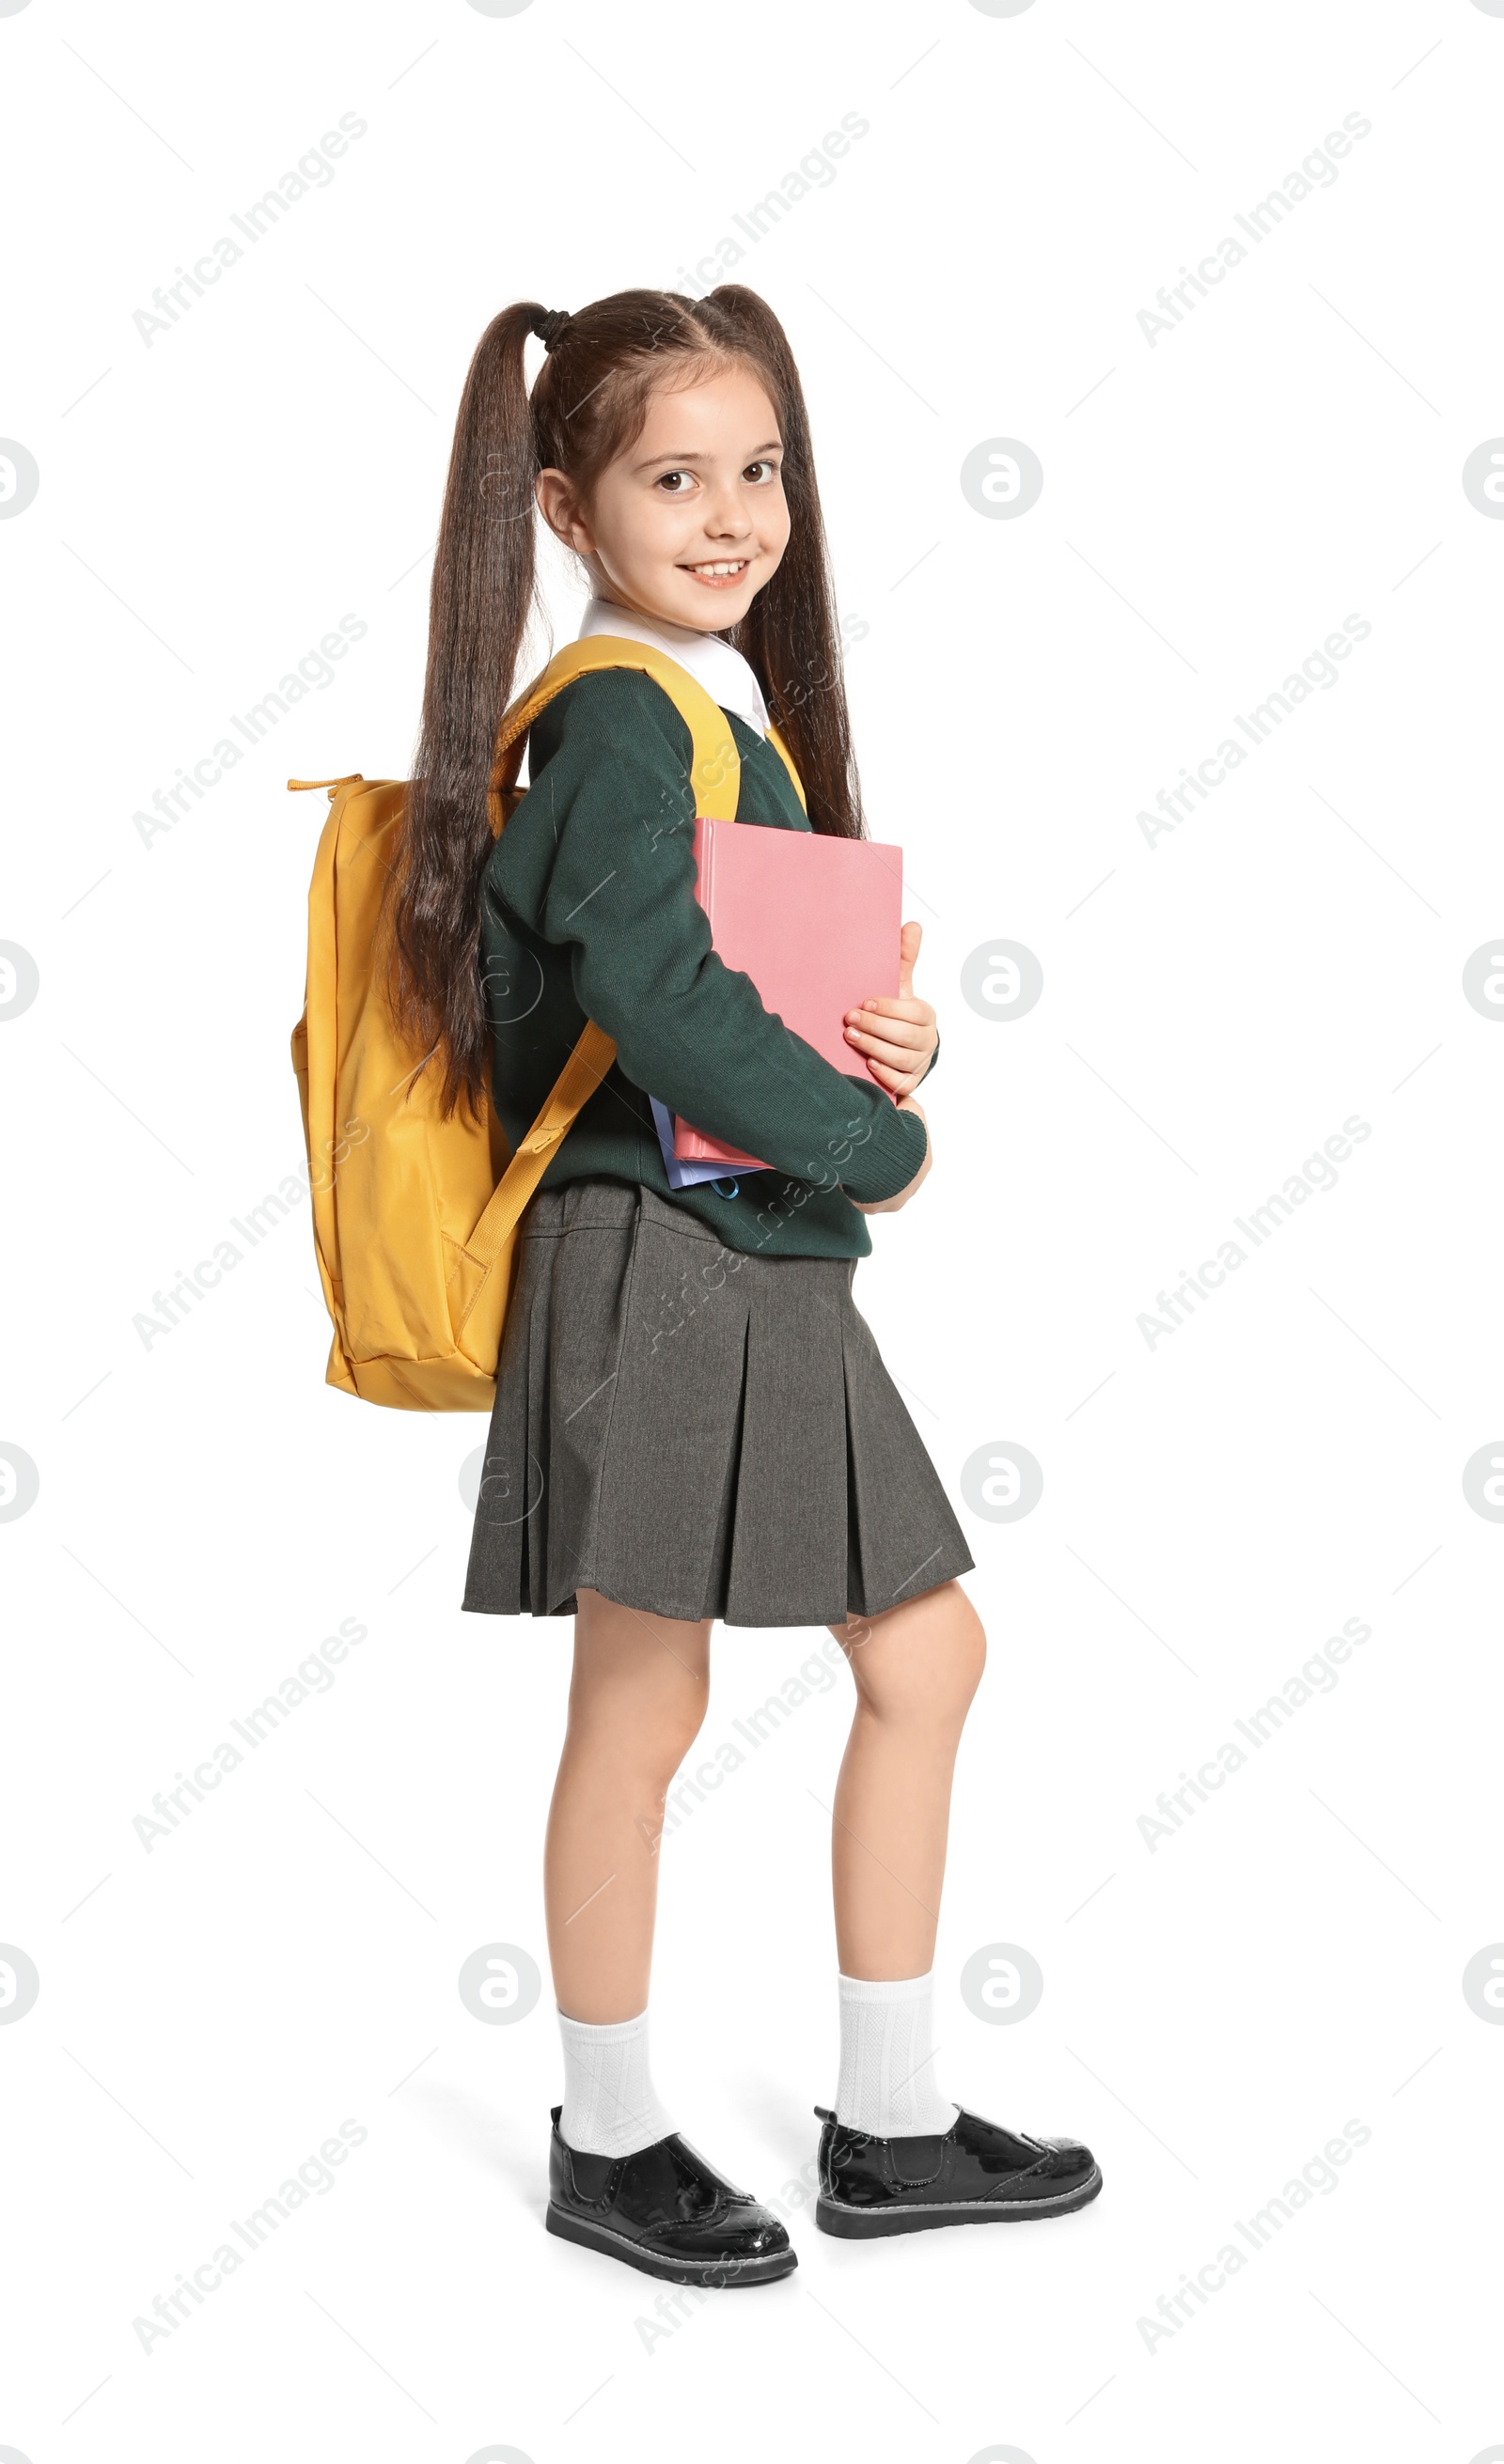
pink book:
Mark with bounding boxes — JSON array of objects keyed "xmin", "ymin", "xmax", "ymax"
[{"xmin": 672, "ymin": 816, "xmax": 903, "ymax": 1170}]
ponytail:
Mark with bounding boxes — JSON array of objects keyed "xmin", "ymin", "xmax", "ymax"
[
  {"xmin": 706, "ymin": 286, "xmax": 862, "ymax": 861},
  {"xmin": 384, "ymin": 300, "xmax": 544, "ymax": 1119}
]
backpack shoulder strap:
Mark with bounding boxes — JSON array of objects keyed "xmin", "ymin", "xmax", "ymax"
[
  {"xmin": 487, "ymin": 636, "xmax": 753, "ymax": 834},
  {"xmin": 459, "ymin": 1017, "xmax": 619, "ymax": 1289}
]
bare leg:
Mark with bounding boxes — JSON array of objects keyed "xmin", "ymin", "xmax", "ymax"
[
  {"xmin": 544, "ymin": 1586, "xmax": 712, "ymax": 2023},
  {"xmin": 827, "ymin": 1579, "xmax": 986, "ymax": 1979}
]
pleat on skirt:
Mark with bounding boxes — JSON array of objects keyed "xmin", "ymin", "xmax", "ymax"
[{"xmin": 461, "ymin": 1177, "xmax": 975, "ymax": 1629}]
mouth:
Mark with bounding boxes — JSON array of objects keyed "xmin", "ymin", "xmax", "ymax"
[{"xmin": 679, "ymin": 558, "xmax": 751, "ymax": 588}]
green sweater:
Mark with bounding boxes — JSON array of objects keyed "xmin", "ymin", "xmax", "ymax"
[{"xmin": 478, "ymin": 666, "xmax": 932, "ymax": 1258}]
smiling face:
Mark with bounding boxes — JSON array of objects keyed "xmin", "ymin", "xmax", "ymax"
[{"xmin": 535, "ymin": 359, "xmax": 791, "ymax": 633}]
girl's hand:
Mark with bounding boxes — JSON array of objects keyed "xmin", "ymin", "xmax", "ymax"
[
  {"xmin": 843, "ymin": 921, "xmax": 937, "ymax": 1096},
  {"xmin": 850, "ymin": 1097, "xmax": 932, "ymax": 1214}
]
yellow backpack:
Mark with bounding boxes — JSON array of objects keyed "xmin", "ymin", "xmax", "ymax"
[{"xmin": 289, "ymin": 633, "xmax": 807, "ymax": 1411}]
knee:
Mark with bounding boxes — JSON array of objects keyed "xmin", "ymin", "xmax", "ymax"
[
  {"xmin": 934, "ymin": 1589, "xmax": 987, "ymax": 1722},
  {"xmin": 645, "ymin": 1692, "xmax": 711, "ymax": 1788},
  {"xmin": 851, "ymin": 1583, "xmax": 986, "ymax": 1730},
  {"xmin": 568, "ymin": 1681, "xmax": 709, "ymax": 1795}
]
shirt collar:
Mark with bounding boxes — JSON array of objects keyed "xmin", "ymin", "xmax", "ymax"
[{"xmin": 574, "ymin": 594, "xmax": 771, "ymax": 740}]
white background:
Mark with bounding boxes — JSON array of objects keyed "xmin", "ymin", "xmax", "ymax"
[{"xmin": 3, "ymin": 1, "xmax": 1501, "ymax": 2458}]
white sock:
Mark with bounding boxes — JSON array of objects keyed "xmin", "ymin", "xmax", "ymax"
[
  {"xmin": 836, "ymin": 1970, "xmax": 961, "ymax": 2138},
  {"xmin": 556, "ymin": 2006, "xmax": 676, "ymax": 2160}
]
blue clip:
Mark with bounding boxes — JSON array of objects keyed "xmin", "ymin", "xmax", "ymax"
[{"xmin": 711, "ymin": 1177, "xmax": 741, "ymax": 1200}]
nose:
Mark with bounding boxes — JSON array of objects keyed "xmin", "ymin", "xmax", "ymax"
[{"xmin": 699, "ymin": 477, "xmax": 753, "ymax": 540}]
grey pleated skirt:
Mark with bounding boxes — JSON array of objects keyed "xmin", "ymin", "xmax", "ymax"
[{"xmin": 461, "ymin": 1177, "xmax": 975, "ymax": 1630}]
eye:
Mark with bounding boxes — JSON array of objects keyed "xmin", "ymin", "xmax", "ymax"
[
  {"xmin": 654, "ymin": 469, "xmax": 696, "ymax": 494},
  {"xmin": 744, "ymin": 460, "xmax": 780, "ymax": 484}
]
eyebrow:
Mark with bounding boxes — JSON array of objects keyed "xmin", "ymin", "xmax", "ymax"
[{"xmin": 633, "ymin": 439, "xmax": 783, "ymax": 472}]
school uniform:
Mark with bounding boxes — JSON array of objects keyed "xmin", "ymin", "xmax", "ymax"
[{"xmin": 461, "ymin": 599, "xmax": 974, "ymax": 1628}]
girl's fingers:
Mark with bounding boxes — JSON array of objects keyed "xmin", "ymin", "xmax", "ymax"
[
  {"xmin": 844, "ymin": 1018, "xmax": 930, "ymax": 1059},
  {"xmin": 897, "ymin": 919, "xmax": 922, "ymax": 999},
  {"xmin": 845, "ymin": 1006, "xmax": 932, "ymax": 1046},
  {"xmin": 848, "ymin": 1033, "xmax": 928, "ymax": 1076},
  {"xmin": 845, "ymin": 980, "xmax": 937, "ymax": 1079},
  {"xmin": 838, "ymin": 1024, "xmax": 907, "ymax": 1054},
  {"xmin": 848, "ymin": 994, "xmax": 930, "ymax": 1023}
]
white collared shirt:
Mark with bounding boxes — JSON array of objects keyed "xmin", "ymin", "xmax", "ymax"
[{"xmin": 575, "ymin": 593, "xmax": 771, "ymax": 740}]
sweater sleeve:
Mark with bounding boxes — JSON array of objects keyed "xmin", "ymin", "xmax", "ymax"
[{"xmin": 501, "ymin": 669, "xmax": 928, "ymax": 1205}]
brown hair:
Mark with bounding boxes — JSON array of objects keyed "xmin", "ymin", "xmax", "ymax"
[{"xmin": 385, "ymin": 284, "xmax": 864, "ymax": 1119}]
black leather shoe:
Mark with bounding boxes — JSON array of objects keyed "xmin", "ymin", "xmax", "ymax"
[
  {"xmin": 546, "ymin": 2106, "xmax": 797, "ymax": 2285},
  {"xmin": 814, "ymin": 2103, "xmax": 1103, "ymax": 2237}
]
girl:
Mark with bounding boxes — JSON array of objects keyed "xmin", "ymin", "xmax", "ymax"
[{"xmin": 388, "ymin": 287, "xmax": 1100, "ymax": 2285}]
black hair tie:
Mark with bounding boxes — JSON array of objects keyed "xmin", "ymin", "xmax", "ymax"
[{"xmin": 531, "ymin": 306, "xmax": 572, "ymax": 351}]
